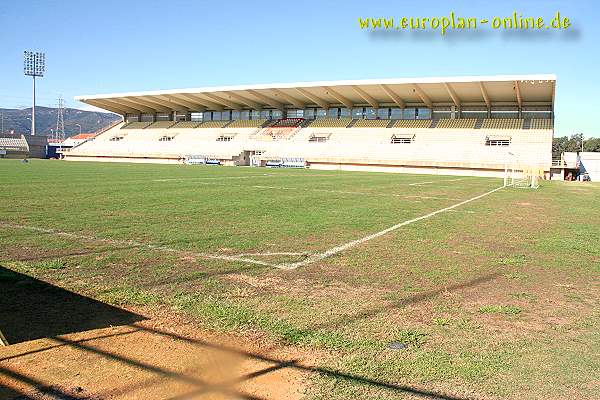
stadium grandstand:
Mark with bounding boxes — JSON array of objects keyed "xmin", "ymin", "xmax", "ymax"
[
  {"xmin": 0, "ymin": 135, "xmax": 29, "ymax": 158},
  {"xmin": 67, "ymin": 75, "xmax": 555, "ymax": 177}
]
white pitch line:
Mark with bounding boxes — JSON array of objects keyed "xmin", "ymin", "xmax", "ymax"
[
  {"xmin": 0, "ymin": 223, "xmax": 277, "ymax": 268},
  {"xmin": 409, "ymin": 178, "xmax": 466, "ymax": 186},
  {"xmin": 181, "ymin": 181, "xmax": 457, "ymax": 201},
  {"xmin": 408, "ymin": 181, "xmax": 434, "ymax": 186},
  {"xmin": 151, "ymin": 173, "xmax": 344, "ymax": 183},
  {"xmin": 236, "ymin": 251, "xmax": 311, "ymax": 257},
  {"xmin": 404, "ymin": 195, "xmax": 459, "ymax": 200},
  {"xmin": 276, "ymin": 185, "xmax": 506, "ymax": 270},
  {"xmin": 153, "ymin": 175, "xmax": 274, "ymax": 182}
]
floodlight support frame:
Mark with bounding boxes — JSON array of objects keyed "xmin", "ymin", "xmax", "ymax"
[{"xmin": 31, "ymin": 75, "xmax": 36, "ymax": 136}]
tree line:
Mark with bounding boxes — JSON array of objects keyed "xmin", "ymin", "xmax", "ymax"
[{"xmin": 553, "ymin": 134, "xmax": 600, "ymax": 159}]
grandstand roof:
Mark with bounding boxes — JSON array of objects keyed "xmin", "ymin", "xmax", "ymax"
[{"xmin": 76, "ymin": 74, "xmax": 556, "ymax": 115}]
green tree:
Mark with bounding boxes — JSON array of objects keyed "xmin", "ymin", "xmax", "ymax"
[
  {"xmin": 553, "ymin": 134, "xmax": 600, "ymax": 158},
  {"xmin": 583, "ymin": 137, "xmax": 600, "ymax": 152},
  {"xmin": 565, "ymin": 133, "xmax": 584, "ymax": 152},
  {"xmin": 552, "ymin": 136, "xmax": 568, "ymax": 158}
]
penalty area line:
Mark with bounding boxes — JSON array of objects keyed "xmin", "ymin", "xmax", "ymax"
[
  {"xmin": 0, "ymin": 223, "xmax": 280, "ymax": 268},
  {"xmin": 276, "ymin": 185, "xmax": 506, "ymax": 270}
]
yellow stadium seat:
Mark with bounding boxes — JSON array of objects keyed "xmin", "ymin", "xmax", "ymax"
[
  {"xmin": 529, "ymin": 119, "xmax": 553, "ymax": 129},
  {"xmin": 226, "ymin": 119, "xmax": 267, "ymax": 128},
  {"xmin": 352, "ymin": 119, "xmax": 389, "ymax": 128},
  {"xmin": 147, "ymin": 121, "xmax": 176, "ymax": 129},
  {"xmin": 435, "ymin": 119, "xmax": 477, "ymax": 129},
  {"xmin": 121, "ymin": 121, "xmax": 152, "ymax": 129},
  {"xmin": 170, "ymin": 121, "xmax": 203, "ymax": 129},
  {"xmin": 391, "ymin": 120, "xmax": 432, "ymax": 128},
  {"xmin": 198, "ymin": 121, "xmax": 230, "ymax": 128},
  {"xmin": 481, "ymin": 119, "xmax": 524, "ymax": 130},
  {"xmin": 306, "ymin": 118, "xmax": 352, "ymax": 128}
]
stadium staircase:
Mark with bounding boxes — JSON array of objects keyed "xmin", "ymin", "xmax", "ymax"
[
  {"xmin": 64, "ymin": 120, "xmax": 124, "ymax": 153},
  {"xmin": 96, "ymin": 119, "xmax": 124, "ymax": 135},
  {"xmin": 250, "ymin": 118, "xmax": 304, "ymax": 141}
]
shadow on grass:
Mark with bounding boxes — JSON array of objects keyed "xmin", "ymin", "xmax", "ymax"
[
  {"xmin": 2, "ymin": 321, "xmax": 473, "ymax": 400},
  {"xmin": 0, "ymin": 267, "xmax": 486, "ymax": 399},
  {"xmin": 310, "ymin": 271, "xmax": 503, "ymax": 331},
  {"xmin": 0, "ymin": 266, "xmax": 145, "ymax": 344}
]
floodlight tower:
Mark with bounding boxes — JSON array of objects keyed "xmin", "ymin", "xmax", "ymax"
[{"xmin": 23, "ymin": 51, "xmax": 45, "ymax": 136}]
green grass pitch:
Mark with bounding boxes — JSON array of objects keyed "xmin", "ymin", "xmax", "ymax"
[{"xmin": 1, "ymin": 159, "xmax": 599, "ymax": 399}]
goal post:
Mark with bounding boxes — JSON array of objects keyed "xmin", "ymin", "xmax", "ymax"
[
  {"xmin": 503, "ymin": 152, "xmax": 542, "ymax": 189},
  {"xmin": 504, "ymin": 163, "xmax": 543, "ymax": 189}
]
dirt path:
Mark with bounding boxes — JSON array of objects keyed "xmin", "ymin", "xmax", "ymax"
[{"xmin": 0, "ymin": 308, "xmax": 312, "ymax": 400}]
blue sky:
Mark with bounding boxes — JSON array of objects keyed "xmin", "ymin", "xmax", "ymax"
[{"xmin": 0, "ymin": 0, "xmax": 598, "ymax": 137}]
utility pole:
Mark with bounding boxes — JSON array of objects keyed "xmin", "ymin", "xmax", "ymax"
[{"xmin": 56, "ymin": 96, "xmax": 65, "ymax": 142}]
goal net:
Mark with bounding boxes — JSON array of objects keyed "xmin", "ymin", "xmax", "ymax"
[{"xmin": 504, "ymin": 164, "xmax": 543, "ymax": 189}]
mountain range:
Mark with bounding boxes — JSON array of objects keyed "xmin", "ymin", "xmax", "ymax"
[{"xmin": 0, "ymin": 106, "xmax": 121, "ymax": 137}]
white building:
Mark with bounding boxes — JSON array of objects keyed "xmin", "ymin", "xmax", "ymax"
[{"xmin": 562, "ymin": 152, "xmax": 600, "ymax": 181}]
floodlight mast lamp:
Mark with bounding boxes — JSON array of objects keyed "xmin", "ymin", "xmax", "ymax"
[{"xmin": 23, "ymin": 51, "xmax": 45, "ymax": 136}]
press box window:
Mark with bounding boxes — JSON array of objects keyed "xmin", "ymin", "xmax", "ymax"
[
  {"xmin": 486, "ymin": 137, "xmax": 511, "ymax": 146},
  {"xmin": 309, "ymin": 134, "xmax": 330, "ymax": 143},
  {"xmin": 391, "ymin": 134, "xmax": 415, "ymax": 144}
]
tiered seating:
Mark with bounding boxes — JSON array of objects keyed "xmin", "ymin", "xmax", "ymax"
[
  {"xmin": 269, "ymin": 118, "xmax": 304, "ymax": 127},
  {"xmin": 198, "ymin": 121, "xmax": 229, "ymax": 128},
  {"xmin": 529, "ymin": 119, "xmax": 553, "ymax": 129},
  {"xmin": 481, "ymin": 119, "xmax": 524, "ymax": 130},
  {"xmin": 435, "ymin": 119, "xmax": 477, "ymax": 129},
  {"xmin": 67, "ymin": 113, "xmax": 551, "ymax": 174},
  {"xmin": 391, "ymin": 120, "xmax": 432, "ymax": 128},
  {"xmin": 255, "ymin": 128, "xmax": 299, "ymax": 141},
  {"xmin": 306, "ymin": 118, "xmax": 352, "ymax": 128},
  {"xmin": 69, "ymin": 126, "xmax": 245, "ymax": 160},
  {"xmin": 171, "ymin": 121, "xmax": 202, "ymax": 129},
  {"xmin": 248, "ymin": 118, "xmax": 305, "ymax": 141},
  {"xmin": 352, "ymin": 119, "xmax": 389, "ymax": 128},
  {"xmin": 147, "ymin": 121, "xmax": 176, "ymax": 129},
  {"xmin": 0, "ymin": 136, "xmax": 29, "ymax": 151},
  {"xmin": 121, "ymin": 121, "xmax": 152, "ymax": 129},
  {"xmin": 226, "ymin": 119, "xmax": 267, "ymax": 128}
]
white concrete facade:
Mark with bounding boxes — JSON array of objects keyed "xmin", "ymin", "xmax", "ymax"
[{"xmin": 69, "ymin": 75, "xmax": 556, "ymax": 177}]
